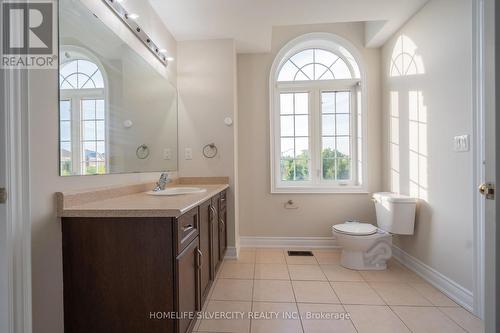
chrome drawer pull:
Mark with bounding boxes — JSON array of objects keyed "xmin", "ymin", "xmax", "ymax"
[
  {"xmin": 183, "ymin": 224, "xmax": 194, "ymax": 232},
  {"xmin": 197, "ymin": 249, "xmax": 203, "ymax": 269}
]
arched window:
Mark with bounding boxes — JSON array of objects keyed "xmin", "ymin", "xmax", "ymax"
[
  {"xmin": 59, "ymin": 47, "xmax": 108, "ymax": 176},
  {"xmin": 270, "ymin": 33, "xmax": 365, "ymax": 192},
  {"xmin": 278, "ymin": 48, "xmax": 353, "ymax": 81}
]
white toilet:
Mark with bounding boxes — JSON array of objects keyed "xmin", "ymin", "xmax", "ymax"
[{"xmin": 331, "ymin": 192, "xmax": 417, "ymax": 270}]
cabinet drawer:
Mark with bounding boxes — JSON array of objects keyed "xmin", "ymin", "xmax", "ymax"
[{"xmin": 175, "ymin": 207, "xmax": 199, "ymax": 254}]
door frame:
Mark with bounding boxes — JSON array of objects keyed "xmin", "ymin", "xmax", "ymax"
[
  {"xmin": 472, "ymin": 0, "xmax": 495, "ymax": 322},
  {"xmin": 2, "ymin": 66, "xmax": 33, "ymax": 332}
]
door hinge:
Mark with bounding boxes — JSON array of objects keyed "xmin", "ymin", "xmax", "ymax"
[
  {"xmin": 479, "ymin": 183, "xmax": 495, "ymax": 200},
  {"xmin": 0, "ymin": 188, "xmax": 6, "ymax": 203}
]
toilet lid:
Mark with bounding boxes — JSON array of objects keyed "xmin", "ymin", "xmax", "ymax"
[{"xmin": 333, "ymin": 222, "xmax": 377, "ymax": 236}]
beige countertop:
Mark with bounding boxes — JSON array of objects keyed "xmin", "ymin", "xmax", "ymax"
[{"xmin": 57, "ymin": 180, "xmax": 229, "ymax": 219}]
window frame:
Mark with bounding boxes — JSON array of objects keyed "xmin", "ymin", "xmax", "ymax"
[{"xmin": 269, "ymin": 33, "xmax": 368, "ymax": 193}]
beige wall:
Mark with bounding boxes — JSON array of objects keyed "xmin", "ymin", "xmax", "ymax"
[
  {"xmin": 381, "ymin": 0, "xmax": 474, "ymax": 290},
  {"xmin": 29, "ymin": 1, "xmax": 177, "ymax": 332},
  {"xmin": 177, "ymin": 39, "xmax": 239, "ymax": 247},
  {"xmin": 237, "ymin": 23, "xmax": 382, "ymax": 238}
]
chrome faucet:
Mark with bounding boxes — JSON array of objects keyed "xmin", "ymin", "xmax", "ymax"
[{"xmin": 153, "ymin": 172, "xmax": 171, "ymax": 192}]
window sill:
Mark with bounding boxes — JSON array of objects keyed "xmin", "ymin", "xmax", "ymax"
[{"xmin": 271, "ymin": 186, "xmax": 369, "ymax": 194}]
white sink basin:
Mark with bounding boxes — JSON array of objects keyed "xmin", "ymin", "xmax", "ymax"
[{"xmin": 147, "ymin": 187, "xmax": 207, "ymax": 196}]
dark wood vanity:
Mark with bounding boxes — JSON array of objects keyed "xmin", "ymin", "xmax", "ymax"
[{"xmin": 60, "ymin": 188, "xmax": 228, "ymax": 333}]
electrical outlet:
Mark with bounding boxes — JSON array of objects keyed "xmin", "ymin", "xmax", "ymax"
[
  {"xmin": 185, "ymin": 148, "xmax": 193, "ymax": 160},
  {"xmin": 453, "ymin": 135, "xmax": 470, "ymax": 152},
  {"xmin": 163, "ymin": 148, "xmax": 171, "ymax": 160}
]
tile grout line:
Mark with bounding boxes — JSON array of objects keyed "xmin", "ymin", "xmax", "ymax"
[
  {"xmin": 350, "ymin": 273, "xmax": 413, "ymax": 332},
  {"xmin": 388, "ymin": 304, "xmax": 423, "ymax": 333},
  {"xmin": 314, "ymin": 252, "xmax": 359, "ymax": 333},
  {"xmin": 339, "ymin": 302, "xmax": 360, "ymax": 333},
  {"xmin": 284, "ymin": 249, "xmax": 306, "ymax": 333},
  {"xmin": 435, "ymin": 307, "xmax": 473, "ymax": 333},
  {"xmin": 362, "ymin": 277, "xmax": 415, "ymax": 332},
  {"xmin": 327, "ymin": 255, "xmax": 410, "ymax": 333},
  {"xmin": 248, "ymin": 251, "xmax": 256, "ymax": 333},
  {"xmin": 316, "ymin": 258, "xmax": 343, "ymax": 304},
  {"xmin": 405, "ymin": 281, "xmax": 459, "ymax": 308}
]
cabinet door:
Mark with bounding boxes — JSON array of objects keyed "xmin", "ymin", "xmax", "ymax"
[
  {"xmin": 210, "ymin": 196, "xmax": 220, "ymax": 275},
  {"xmin": 218, "ymin": 191, "xmax": 227, "ymax": 260},
  {"xmin": 62, "ymin": 218, "xmax": 175, "ymax": 333},
  {"xmin": 198, "ymin": 201, "xmax": 212, "ymax": 305},
  {"xmin": 175, "ymin": 238, "xmax": 200, "ymax": 333}
]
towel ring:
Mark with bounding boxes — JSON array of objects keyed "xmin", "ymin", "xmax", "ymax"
[{"xmin": 202, "ymin": 143, "xmax": 218, "ymax": 159}]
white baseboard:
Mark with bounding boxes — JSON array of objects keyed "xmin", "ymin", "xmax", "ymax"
[
  {"xmin": 239, "ymin": 236, "xmax": 337, "ymax": 249},
  {"xmin": 224, "ymin": 246, "xmax": 239, "ymax": 259},
  {"xmin": 392, "ymin": 245, "xmax": 474, "ymax": 312}
]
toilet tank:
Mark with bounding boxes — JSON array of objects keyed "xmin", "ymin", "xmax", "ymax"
[{"xmin": 373, "ymin": 192, "xmax": 417, "ymax": 235}]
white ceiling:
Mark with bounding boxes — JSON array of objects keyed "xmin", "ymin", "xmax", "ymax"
[{"xmin": 148, "ymin": 0, "xmax": 429, "ymax": 53}]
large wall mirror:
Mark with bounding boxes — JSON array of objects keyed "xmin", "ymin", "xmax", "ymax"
[{"xmin": 58, "ymin": 0, "xmax": 178, "ymax": 176}]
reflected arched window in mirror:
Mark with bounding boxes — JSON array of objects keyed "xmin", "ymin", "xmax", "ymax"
[
  {"xmin": 390, "ymin": 35, "xmax": 425, "ymax": 77},
  {"xmin": 59, "ymin": 50, "xmax": 108, "ymax": 176},
  {"xmin": 278, "ymin": 48, "xmax": 354, "ymax": 81},
  {"xmin": 270, "ymin": 34, "xmax": 365, "ymax": 193},
  {"xmin": 60, "ymin": 59, "xmax": 105, "ymax": 89}
]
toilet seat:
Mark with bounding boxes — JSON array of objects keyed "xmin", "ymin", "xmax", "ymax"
[{"xmin": 332, "ymin": 222, "xmax": 377, "ymax": 236}]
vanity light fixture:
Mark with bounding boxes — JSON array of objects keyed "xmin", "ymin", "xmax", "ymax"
[
  {"xmin": 126, "ymin": 13, "xmax": 139, "ymax": 20},
  {"xmin": 159, "ymin": 50, "xmax": 174, "ymax": 62},
  {"xmin": 102, "ymin": 0, "xmax": 169, "ymax": 66}
]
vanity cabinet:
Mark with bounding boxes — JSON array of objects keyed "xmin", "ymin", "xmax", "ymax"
[{"xmin": 61, "ymin": 189, "xmax": 228, "ymax": 333}]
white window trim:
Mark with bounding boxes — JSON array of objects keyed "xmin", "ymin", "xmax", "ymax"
[{"xmin": 269, "ymin": 33, "xmax": 368, "ymax": 194}]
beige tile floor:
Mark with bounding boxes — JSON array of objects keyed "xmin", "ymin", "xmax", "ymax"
[{"xmin": 195, "ymin": 248, "xmax": 484, "ymax": 333}]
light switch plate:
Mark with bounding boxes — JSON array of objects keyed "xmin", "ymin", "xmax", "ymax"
[
  {"xmin": 454, "ymin": 135, "xmax": 470, "ymax": 152},
  {"xmin": 185, "ymin": 148, "xmax": 193, "ymax": 160}
]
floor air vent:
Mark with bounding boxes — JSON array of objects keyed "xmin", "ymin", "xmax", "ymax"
[{"xmin": 287, "ymin": 250, "xmax": 313, "ymax": 256}]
